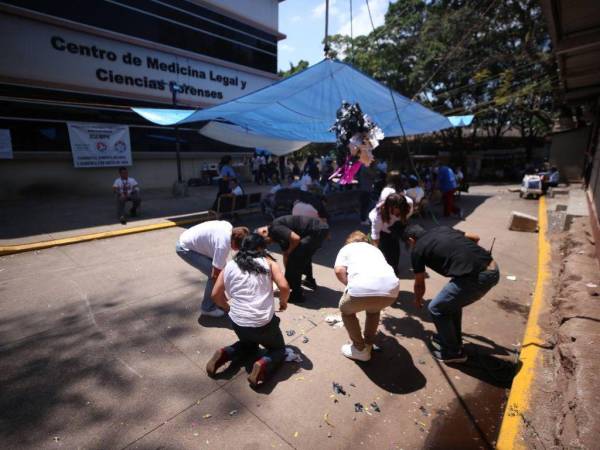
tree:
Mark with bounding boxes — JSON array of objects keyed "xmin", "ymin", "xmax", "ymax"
[
  {"xmin": 326, "ymin": 0, "xmax": 557, "ymax": 158},
  {"xmin": 278, "ymin": 60, "xmax": 310, "ymax": 78}
]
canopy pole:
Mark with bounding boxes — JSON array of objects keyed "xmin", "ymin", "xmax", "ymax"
[{"xmin": 324, "ymin": 0, "xmax": 330, "ymax": 57}]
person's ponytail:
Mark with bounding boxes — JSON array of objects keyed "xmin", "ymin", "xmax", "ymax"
[{"xmin": 234, "ymin": 233, "xmax": 274, "ymax": 274}]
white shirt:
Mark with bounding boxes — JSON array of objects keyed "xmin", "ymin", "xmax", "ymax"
[
  {"xmin": 549, "ymin": 171, "xmax": 559, "ymax": 184},
  {"xmin": 231, "ymin": 185, "xmax": 244, "ymax": 196},
  {"xmin": 178, "ymin": 220, "xmax": 232, "ymax": 269},
  {"xmin": 335, "ymin": 242, "xmax": 399, "ymax": 297},
  {"xmin": 369, "ymin": 207, "xmax": 402, "ymax": 240},
  {"xmin": 405, "ymin": 187, "xmax": 425, "ymax": 204},
  {"xmin": 224, "ymin": 258, "xmax": 275, "ymax": 327},
  {"xmin": 292, "ymin": 201, "xmax": 319, "ymax": 219},
  {"xmin": 378, "ymin": 186, "xmax": 396, "ymax": 204},
  {"xmin": 113, "ymin": 177, "xmax": 139, "ymax": 196}
]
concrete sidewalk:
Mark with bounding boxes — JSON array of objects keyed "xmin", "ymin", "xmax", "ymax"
[
  {"xmin": 0, "ymin": 185, "xmax": 542, "ymax": 449},
  {"xmin": 0, "ymin": 183, "xmax": 273, "ymax": 247}
]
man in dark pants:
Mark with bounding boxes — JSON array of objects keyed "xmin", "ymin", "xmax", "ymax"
[
  {"xmin": 403, "ymin": 224, "xmax": 500, "ymax": 363},
  {"xmin": 257, "ymin": 215, "xmax": 329, "ymax": 303}
]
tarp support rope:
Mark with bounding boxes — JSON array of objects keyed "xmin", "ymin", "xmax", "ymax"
[{"xmin": 324, "ymin": 0, "xmax": 330, "ymax": 57}]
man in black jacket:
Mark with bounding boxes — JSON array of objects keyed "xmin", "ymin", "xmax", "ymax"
[
  {"xmin": 403, "ymin": 224, "xmax": 500, "ymax": 363},
  {"xmin": 257, "ymin": 215, "xmax": 329, "ymax": 303}
]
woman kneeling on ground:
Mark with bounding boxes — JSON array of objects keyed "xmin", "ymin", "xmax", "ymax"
[
  {"xmin": 334, "ymin": 231, "xmax": 400, "ymax": 361},
  {"xmin": 207, "ymin": 233, "xmax": 290, "ymax": 387}
]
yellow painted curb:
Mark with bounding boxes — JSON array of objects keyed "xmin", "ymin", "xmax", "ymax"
[
  {"xmin": 0, "ymin": 214, "xmax": 213, "ymax": 257},
  {"xmin": 496, "ymin": 196, "xmax": 551, "ymax": 449}
]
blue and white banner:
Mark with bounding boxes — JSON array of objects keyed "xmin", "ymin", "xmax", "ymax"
[
  {"xmin": 0, "ymin": 129, "xmax": 12, "ymax": 159},
  {"xmin": 67, "ymin": 122, "xmax": 132, "ymax": 168}
]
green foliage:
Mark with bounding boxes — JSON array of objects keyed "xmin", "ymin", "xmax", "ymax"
[
  {"xmin": 324, "ymin": 0, "xmax": 557, "ymax": 147},
  {"xmin": 278, "ymin": 60, "xmax": 310, "ymax": 78}
]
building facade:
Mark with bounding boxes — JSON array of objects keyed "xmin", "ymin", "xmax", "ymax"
[{"xmin": 0, "ymin": 0, "xmax": 284, "ymax": 197}]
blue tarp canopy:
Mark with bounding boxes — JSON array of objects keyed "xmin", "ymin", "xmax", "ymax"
[{"xmin": 133, "ymin": 59, "xmax": 454, "ymax": 154}]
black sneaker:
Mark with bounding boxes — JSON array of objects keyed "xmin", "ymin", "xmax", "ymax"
[
  {"xmin": 119, "ymin": 215, "xmax": 127, "ymax": 225},
  {"xmin": 430, "ymin": 334, "xmax": 464, "ymax": 352},
  {"xmin": 432, "ymin": 349, "xmax": 468, "ymax": 364},
  {"xmin": 301, "ymin": 277, "xmax": 318, "ymax": 291}
]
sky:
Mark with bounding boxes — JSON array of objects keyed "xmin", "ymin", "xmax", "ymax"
[{"xmin": 277, "ymin": 0, "xmax": 395, "ymax": 72}]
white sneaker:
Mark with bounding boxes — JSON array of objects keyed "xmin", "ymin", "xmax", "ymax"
[
  {"xmin": 201, "ymin": 308, "xmax": 225, "ymax": 318},
  {"xmin": 341, "ymin": 343, "xmax": 372, "ymax": 361}
]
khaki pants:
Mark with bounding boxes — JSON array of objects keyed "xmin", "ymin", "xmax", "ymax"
[{"xmin": 339, "ymin": 290, "xmax": 396, "ymax": 350}]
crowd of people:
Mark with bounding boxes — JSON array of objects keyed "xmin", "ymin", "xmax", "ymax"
[{"xmin": 173, "ymin": 151, "xmax": 499, "ymax": 388}]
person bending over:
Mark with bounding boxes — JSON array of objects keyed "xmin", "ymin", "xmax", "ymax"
[
  {"xmin": 369, "ymin": 193, "xmax": 412, "ymax": 274},
  {"xmin": 176, "ymin": 221, "xmax": 249, "ymax": 318},
  {"xmin": 207, "ymin": 233, "xmax": 290, "ymax": 387},
  {"xmin": 257, "ymin": 215, "xmax": 329, "ymax": 303},
  {"xmin": 334, "ymin": 231, "xmax": 400, "ymax": 361},
  {"xmin": 403, "ymin": 224, "xmax": 500, "ymax": 363}
]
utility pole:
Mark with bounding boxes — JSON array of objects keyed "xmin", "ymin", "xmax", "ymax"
[{"xmin": 169, "ymin": 82, "xmax": 187, "ymax": 197}]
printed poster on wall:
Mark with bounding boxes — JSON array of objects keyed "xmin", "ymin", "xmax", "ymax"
[
  {"xmin": 67, "ymin": 122, "xmax": 132, "ymax": 168},
  {"xmin": 0, "ymin": 129, "xmax": 13, "ymax": 159}
]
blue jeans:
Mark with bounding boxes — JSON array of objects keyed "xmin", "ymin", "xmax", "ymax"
[
  {"xmin": 176, "ymin": 242, "xmax": 217, "ymax": 312},
  {"xmin": 428, "ymin": 265, "xmax": 500, "ymax": 355}
]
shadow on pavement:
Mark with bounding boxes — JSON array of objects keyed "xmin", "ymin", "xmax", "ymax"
[{"xmin": 354, "ymin": 334, "xmax": 426, "ymax": 394}]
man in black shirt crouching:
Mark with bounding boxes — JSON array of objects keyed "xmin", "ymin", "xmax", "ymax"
[
  {"xmin": 257, "ymin": 215, "xmax": 329, "ymax": 304},
  {"xmin": 403, "ymin": 224, "xmax": 500, "ymax": 363}
]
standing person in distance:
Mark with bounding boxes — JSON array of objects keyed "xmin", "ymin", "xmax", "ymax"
[
  {"xmin": 176, "ymin": 221, "xmax": 249, "ymax": 318},
  {"xmin": 113, "ymin": 166, "xmax": 141, "ymax": 225},
  {"xmin": 403, "ymin": 224, "xmax": 500, "ymax": 363},
  {"xmin": 437, "ymin": 163, "xmax": 462, "ymax": 218},
  {"xmin": 207, "ymin": 233, "xmax": 290, "ymax": 387},
  {"xmin": 369, "ymin": 193, "xmax": 412, "ymax": 275},
  {"xmin": 334, "ymin": 231, "xmax": 400, "ymax": 361},
  {"xmin": 257, "ymin": 215, "xmax": 329, "ymax": 304}
]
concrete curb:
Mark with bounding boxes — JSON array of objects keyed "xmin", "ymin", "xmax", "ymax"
[
  {"xmin": 0, "ymin": 212, "xmax": 214, "ymax": 257},
  {"xmin": 496, "ymin": 197, "xmax": 551, "ymax": 449}
]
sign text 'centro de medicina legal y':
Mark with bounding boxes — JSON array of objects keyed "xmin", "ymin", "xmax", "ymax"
[{"xmin": 0, "ymin": 13, "xmax": 274, "ymax": 106}]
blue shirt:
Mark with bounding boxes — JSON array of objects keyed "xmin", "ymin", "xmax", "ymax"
[
  {"xmin": 220, "ymin": 165, "xmax": 236, "ymax": 178},
  {"xmin": 437, "ymin": 166, "xmax": 457, "ymax": 193}
]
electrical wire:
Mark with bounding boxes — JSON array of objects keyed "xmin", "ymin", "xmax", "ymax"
[
  {"xmin": 364, "ymin": 0, "xmax": 440, "ymax": 225},
  {"xmin": 411, "ymin": 0, "xmax": 500, "ymax": 101}
]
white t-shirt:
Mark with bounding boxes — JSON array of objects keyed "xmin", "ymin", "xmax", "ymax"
[
  {"xmin": 405, "ymin": 187, "xmax": 425, "ymax": 204},
  {"xmin": 224, "ymin": 258, "xmax": 275, "ymax": 327},
  {"xmin": 113, "ymin": 177, "xmax": 139, "ymax": 196},
  {"xmin": 178, "ymin": 220, "xmax": 232, "ymax": 269},
  {"xmin": 369, "ymin": 195, "xmax": 414, "ymax": 240},
  {"xmin": 231, "ymin": 185, "xmax": 244, "ymax": 196},
  {"xmin": 378, "ymin": 186, "xmax": 396, "ymax": 204},
  {"xmin": 335, "ymin": 242, "xmax": 399, "ymax": 297},
  {"xmin": 292, "ymin": 201, "xmax": 319, "ymax": 219}
]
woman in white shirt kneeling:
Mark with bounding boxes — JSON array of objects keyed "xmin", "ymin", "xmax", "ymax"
[
  {"xmin": 208, "ymin": 233, "xmax": 290, "ymax": 387},
  {"xmin": 334, "ymin": 231, "xmax": 400, "ymax": 361}
]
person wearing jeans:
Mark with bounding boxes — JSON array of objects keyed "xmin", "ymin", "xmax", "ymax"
[
  {"xmin": 176, "ymin": 221, "xmax": 249, "ymax": 318},
  {"xmin": 334, "ymin": 231, "xmax": 400, "ymax": 361},
  {"xmin": 207, "ymin": 233, "xmax": 290, "ymax": 387},
  {"xmin": 404, "ymin": 224, "xmax": 500, "ymax": 363}
]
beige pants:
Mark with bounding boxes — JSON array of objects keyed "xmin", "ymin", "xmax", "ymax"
[{"xmin": 339, "ymin": 290, "xmax": 396, "ymax": 350}]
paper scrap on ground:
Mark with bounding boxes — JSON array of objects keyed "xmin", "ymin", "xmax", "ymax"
[
  {"xmin": 506, "ymin": 275, "xmax": 517, "ymax": 281},
  {"xmin": 285, "ymin": 347, "xmax": 303, "ymax": 363},
  {"xmin": 325, "ymin": 314, "xmax": 344, "ymax": 328}
]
